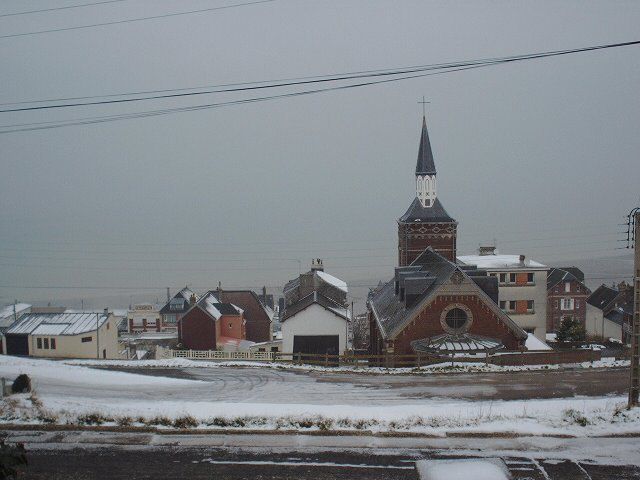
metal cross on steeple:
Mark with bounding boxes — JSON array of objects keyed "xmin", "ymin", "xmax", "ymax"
[{"xmin": 418, "ymin": 96, "xmax": 430, "ymax": 117}]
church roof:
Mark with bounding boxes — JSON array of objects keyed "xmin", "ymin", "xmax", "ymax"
[
  {"xmin": 368, "ymin": 247, "xmax": 526, "ymax": 341},
  {"xmin": 399, "ymin": 197, "xmax": 456, "ymax": 223},
  {"xmin": 415, "ymin": 116, "xmax": 436, "ymax": 175}
]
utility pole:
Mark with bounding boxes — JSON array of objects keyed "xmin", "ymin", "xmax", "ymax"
[{"xmin": 628, "ymin": 208, "xmax": 639, "ymax": 408}]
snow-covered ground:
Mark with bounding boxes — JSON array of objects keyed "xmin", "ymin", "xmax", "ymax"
[
  {"xmin": 0, "ymin": 355, "xmax": 638, "ymax": 436},
  {"xmin": 63, "ymin": 356, "xmax": 630, "ymax": 374}
]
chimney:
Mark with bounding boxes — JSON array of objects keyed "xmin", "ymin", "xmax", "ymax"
[
  {"xmin": 478, "ymin": 245, "xmax": 496, "ymax": 256},
  {"xmin": 166, "ymin": 287, "xmax": 170, "ymax": 303},
  {"xmin": 262, "ymin": 286, "xmax": 267, "ymax": 303},
  {"xmin": 311, "ymin": 258, "xmax": 324, "ymax": 272},
  {"xmin": 103, "ymin": 308, "xmax": 109, "ymax": 316},
  {"xmin": 519, "ymin": 254, "xmax": 526, "ymax": 266},
  {"xmin": 189, "ymin": 293, "xmax": 197, "ymax": 305}
]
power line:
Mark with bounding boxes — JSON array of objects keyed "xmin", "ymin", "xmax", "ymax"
[
  {"xmin": 0, "ymin": 0, "xmax": 276, "ymax": 39},
  {"xmin": 0, "ymin": 0, "xmax": 130, "ymax": 18},
  {"xmin": 2, "ymin": 39, "xmax": 639, "ymax": 113}
]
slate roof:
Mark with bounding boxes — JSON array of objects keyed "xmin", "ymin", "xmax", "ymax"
[
  {"xmin": 547, "ymin": 267, "xmax": 585, "ymax": 290},
  {"xmin": 587, "ymin": 285, "xmax": 621, "ymax": 311},
  {"xmin": 398, "ymin": 197, "xmax": 456, "ymax": 223},
  {"xmin": 160, "ymin": 287, "xmax": 197, "ymax": 315},
  {"xmin": 7, "ymin": 312, "xmax": 109, "ymax": 336},
  {"xmin": 369, "ymin": 248, "xmax": 527, "ymax": 341},
  {"xmin": 281, "ymin": 291, "xmax": 349, "ymax": 322},
  {"xmin": 415, "ymin": 116, "xmax": 436, "ymax": 175}
]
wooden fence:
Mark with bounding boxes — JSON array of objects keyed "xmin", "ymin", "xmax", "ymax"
[{"xmin": 168, "ymin": 349, "xmax": 602, "ymax": 367}]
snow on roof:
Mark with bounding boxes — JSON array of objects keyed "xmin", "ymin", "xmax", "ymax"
[
  {"xmin": 0, "ymin": 303, "xmax": 31, "ymax": 320},
  {"xmin": 317, "ymin": 271, "xmax": 348, "ymax": 292},
  {"xmin": 526, "ymin": 333, "xmax": 552, "ymax": 351},
  {"xmin": 7, "ymin": 312, "xmax": 109, "ymax": 336},
  {"xmin": 457, "ymin": 254, "xmax": 546, "ymax": 269}
]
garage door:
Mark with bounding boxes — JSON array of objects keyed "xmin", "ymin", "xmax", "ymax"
[
  {"xmin": 5, "ymin": 334, "xmax": 29, "ymax": 356},
  {"xmin": 293, "ymin": 335, "xmax": 339, "ymax": 355}
]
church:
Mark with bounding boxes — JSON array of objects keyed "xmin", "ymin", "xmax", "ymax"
[{"xmin": 368, "ymin": 115, "xmax": 527, "ymax": 356}]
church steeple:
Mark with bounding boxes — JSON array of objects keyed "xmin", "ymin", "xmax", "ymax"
[{"xmin": 415, "ymin": 115, "xmax": 437, "ymax": 208}]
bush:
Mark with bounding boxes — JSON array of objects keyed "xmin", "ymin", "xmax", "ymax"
[
  {"xmin": 116, "ymin": 416, "xmax": 133, "ymax": 427},
  {"xmin": 0, "ymin": 440, "xmax": 27, "ymax": 479},
  {"xmin": 11, "ymin": 374, "xmax": 31, "ymax": 394},
  {"xmin": 173, "ymin": 415, "xmax": 198, "ymax": 429},
  {"xmin": 146, "ymin": 416, "xmax": 172, "ymax": 427},
  {"xmin": 563, "ymin": 408, "xmax": 589, "ymax": 427},
  {"xmin": 77, "ymin": 413, "xmax": 111, "ymax": 425},
  {"xmin": 556, "ymin": 318, "xmax": 586, "ymax": 342}
]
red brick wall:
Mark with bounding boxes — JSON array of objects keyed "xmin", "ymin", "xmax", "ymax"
[
  {"xmin": 178, "ymin": 307, "xmax": 216, "ymax": 350},
  {"xmin": 219, "ymin": 314, "xmax": 245, "ymax": 340},
  {"xmin": 391, "ymin": 295, "xmax": 524, "ymax": 355},
  {"xmin": 218, "ymin": 291, "xmax": 271, "ymax": 343},
  {"xmin": 398, "ymin": 223, "xmax": 457, "ymax": 265}
]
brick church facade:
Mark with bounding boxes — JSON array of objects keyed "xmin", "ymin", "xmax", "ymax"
[{"xmin": 369, "ymin": 115, "xmax": 527, "ymax": 356}]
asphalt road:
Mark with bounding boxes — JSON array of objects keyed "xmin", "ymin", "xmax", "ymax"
[
  {"xmin": 6, "ymin": 430, "xmax": 640, "ymax": 480},
  {"xmin": 103, "ymin": 365, "xmax": 630, "ymax": 402}
]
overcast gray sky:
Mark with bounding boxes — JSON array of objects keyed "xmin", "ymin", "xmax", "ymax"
[{"xmin": 1, "ymin": 0, "xmax": 639, "ymax": 307}]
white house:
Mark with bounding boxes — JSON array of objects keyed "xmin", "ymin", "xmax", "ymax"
[
  {"xmin": 458, "ymin": 251, "xmax": 549, "ymax": 341},
  {"xmin": 3, "ymin": 310, "xmax": 121, "ymax": 359},
  {"xmin": 281, "ymin": 296, "xmax": 351, "ymax": 355}
]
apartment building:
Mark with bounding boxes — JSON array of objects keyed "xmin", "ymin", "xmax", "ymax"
[{"xmin": 458, "ymin": 249, "xmax": 549, "ymax": 341}]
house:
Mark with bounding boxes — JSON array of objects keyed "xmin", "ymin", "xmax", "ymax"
[
  {"xmin": 216, "ymin": 289, "xmax": 274, "ymax": 343},
  {"xmin": 586, "ymin": 284, "xmax": 633, "ymax": 342},
  {"xmin": 281, "ymin": 260, "xmax": 350, "ymax": 355},
  {"xmin": 127, "ymin": 303, "xmax": 162, "ymax": 333},
  {"xmin": 546, "ymin": 267, "xmax": 591, "ymax": 332},
  {"xmin": 249, "ymin": 339, "xmax": 283, "ymax": 354},
  {"xmin": 0, "ymin": 303, "xmax": 31, "ymax": 354},
  {"xmin": 178, "ymin": 291, "xmax": 245, "ymax": 350},
  {"xmin": 2, "ymin": 310, "xmax": 120, "ymax": 359},
  {"xmin": 369, "ymin": 247, "xmax": 527, "ymax": 357},
  {"xmin": 159, "ymin": 287, "xmax": 198, "ymax": 331},
  {"xmin": 458, "ymin": 249, "xmax": 549, "ymax": 341}
]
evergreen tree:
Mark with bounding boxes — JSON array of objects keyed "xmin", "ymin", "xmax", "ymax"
[{"xmin": 556, "ymin": 317, "xmax": 586, "ymax": 342}]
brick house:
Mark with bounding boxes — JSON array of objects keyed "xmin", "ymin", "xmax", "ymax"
[
  {"xmin": 178, "ymin": 291, "xmax": 245, "ymax": 350},
  {"xmin": 369, "ymin": 248, "xmax": 527, "ymax": 356},
  {"xmin": 546, "ymin": 267, "xmax": 591, "ymax": 333},
  {"xmin": 216, "ymin": 289, "xmax": 273, "ymax": 343}
]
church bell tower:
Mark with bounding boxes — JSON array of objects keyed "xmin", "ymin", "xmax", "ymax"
[{"xmin": 398, "ymin": 115, "xmax": 457, "ymax": 266}]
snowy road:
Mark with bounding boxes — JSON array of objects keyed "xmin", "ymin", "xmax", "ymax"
[
  {"xmin": 5, "ymin": 430, "xmax": 640, "ymax": 479},
  {"xmin": 102, "ymin": 363, "xmax": 630, "ymax": 403}
]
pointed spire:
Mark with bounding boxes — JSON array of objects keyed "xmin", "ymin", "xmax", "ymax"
[{"xmin": 415, "ymin": 115, "xmax": 436, "ymax": 176}]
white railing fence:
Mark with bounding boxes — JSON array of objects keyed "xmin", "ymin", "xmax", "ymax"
[{"xmin": 169, "ymin": 349, "xmax": 276, "ymax": 361}]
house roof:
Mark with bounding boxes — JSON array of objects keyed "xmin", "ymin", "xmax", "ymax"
[
  {"xmin": 160, "ymin": 287, "xmax": 198, "ymax": 314},
  {"xmin": 398, "ymin": 197, "xmax": 456, "ymax": 223},
  {"xmin": 7, "ymin": 312, "xmax": 109, "ymax": 336},
  {"xmin": 587, "ymin": 285, "xmax": 621, "ymax": 311},
  {"xmin": 415, "ymin": 115, "xmax": 437, "ymax": 176},
  {"xmin": 369, "ymin": 248, "xmax": 527, "ymax": 341},
  {"xmin": 217, "ymin": 290, "xmax": 273, "ymax": 324},
  {"xmin": 281, "ymin": 292, "xmax": 349, "ymax": 322},
  {"xmin": 547, "ymin": 267, "xmax": 584, "ymax": 290},
  {"xmin": 458, "ymin": 254, "xmax": 546, "ymax": 269},
  {"xmin": 192, "ymin": 291, "xmax": 241, "ymax": 321},
  {"xmin": 411, "ymin": 333, "xmax": 504, "ymax": 354},
  {"xmin": 0, "ymin": 303, "xmax": 31, "ymax": 329}
]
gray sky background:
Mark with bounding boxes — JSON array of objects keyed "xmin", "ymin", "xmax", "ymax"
[{"xmin": 1, "ymin": 0, "xmax": 639, "ymax": 307}]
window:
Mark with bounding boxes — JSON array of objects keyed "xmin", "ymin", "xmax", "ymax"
[
  {"xmin": 527, "ymin": 272, "xmax": 535, "ymax": 283},
  {"xmin": 43, "ymin": 338, "xmax": 49, "ymax": 349},
  {"xmin": 509, "ymin": 273, "xmax": 517, "ymax": 283},
  {"xmin": 445, "ymin": 308, "xmax": 468, "ymax": 331},
  {"xmin": 561, "ymin": 298, "xmax": 574, "ymax": 310},
  {"xmin": 258, "ymin": 348, "xmax": 265, "ymax": 352},
  {"xmin": 229, "ymin": 322, "xmax": 233, "ymax": 328},
  {"xmin": 51, "ymin": 338, "xmax": 56, "ymax": 350},
  {"xmin": 37, "ymin": 338, "xmax": 42, "ymax": 349},
  {"xmin": 565, "ymin": 282, "xmax": 571, "ymax": 293},
  {"xmin": 81, "ymin": 336, "xmax": 92, "ymax": 343},
  {"xmin": 164, "ymin": 314, "xmax": 176, "ymax": 325},
  {"xmin": 509, "ymin": 300, "xmax": 517, "ymax": 311},
  {"xmin": 270, "ymin": 346, "xmax": 279, "ymax": 352},
  {"xmin": 499, "ymin": 273, "xmax": 507, "ymax": 283},
  {"xmin": 527, "ymin": 300, "xmax": 534, "ymax": 312},
  {"xmin": 106, "ymin": 323, "xmax": 109, "ymax": 330},
  {"xmin": 499, "ymin": 300, "xmax": 506, "ymax": 310}
]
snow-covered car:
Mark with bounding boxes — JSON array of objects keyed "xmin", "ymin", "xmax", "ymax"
[{"xmin": 579, "ymin": 343, "xmax": 606, "ymax": 350}]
